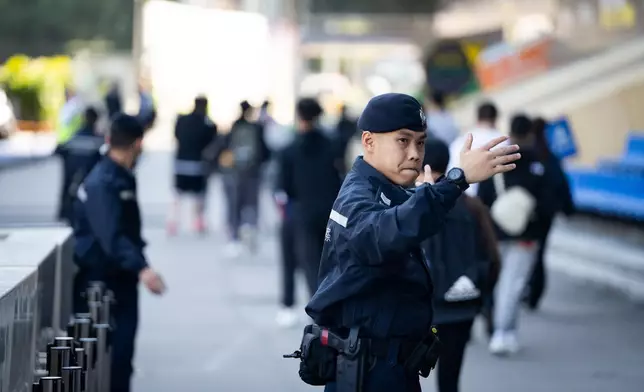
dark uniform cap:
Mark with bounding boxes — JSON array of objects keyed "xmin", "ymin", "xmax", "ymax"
[{"xmin": 358, "ymin": 93, "xmax": 427, "ymax": 133}]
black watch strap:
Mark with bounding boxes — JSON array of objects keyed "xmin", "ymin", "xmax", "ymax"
[{"xmin": 446, "ymin": 168, "xmax": 469, "ymax": 192}]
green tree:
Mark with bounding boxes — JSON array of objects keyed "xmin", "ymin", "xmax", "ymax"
[{"xmin": 0, "ymin": 0, "xmax": 135, "ymax": 61}]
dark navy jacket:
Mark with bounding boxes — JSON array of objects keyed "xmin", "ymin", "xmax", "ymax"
[
  {"xmin": 305, "ymin": 157, "xmax": 462, "ymax": 339},
  {"xmin": 55, "ymin": 126, "xmax": 104, "ymax": 221},
  {"xmin": 277, "ymin": 129, "xmax": 343, "ymax": 227},
  {"xmin": 56, "ymin": 126, "xmax": 104, "ymax": 184},
  {"xmin": 72, "ymin": 156, "xmax": 148, "ymax": 285}
]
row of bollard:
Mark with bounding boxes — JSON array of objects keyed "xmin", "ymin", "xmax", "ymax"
[{"xmin": 33, "ymin": 282, "xmax": 113, "ymax": 392}]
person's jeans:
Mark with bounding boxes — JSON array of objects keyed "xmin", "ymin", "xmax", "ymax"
[
  {"xmin": 494, "ymin": 241, "xmax": 538, "ymax": 332},
  {"xmin": 222, "ymin": 173, "xmax": 260, "ymax": 240}
]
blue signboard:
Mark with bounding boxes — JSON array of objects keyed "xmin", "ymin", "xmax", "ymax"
[{"xmin": 546, "ymin": 117, "xmax": 578, "ymax": 159}]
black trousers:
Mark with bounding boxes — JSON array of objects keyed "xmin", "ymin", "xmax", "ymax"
[
  {"xmin": 280, "ymin": 215, "xmax": 298, "ymax": 307},
  {"xmin": 526, "ymin": 219, "xmax": 554, "ymax": 309},
  {"xmin": 436, "ymin": 319, "xmax": 474, "ymax": 392},
  {"xmin": 110, "ymin": 286, "xmax": 139, "ymax": 392},
  {"xmin": 294, "ymin": 219, "xmax": 326, "ymax": 297}
]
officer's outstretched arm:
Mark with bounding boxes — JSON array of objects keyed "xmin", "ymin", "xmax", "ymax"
[
  {"xmin": 347, "ymin": 181, "xmax": 461, "ymax": 263},
  {"xmin": 84, "ymin": 184, "xmax": 149, "ymax": 274}
]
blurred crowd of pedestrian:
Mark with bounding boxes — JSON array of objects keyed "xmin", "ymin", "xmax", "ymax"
[{"xmin": 52, "ymin": 78, "xmax": 575, "ymax": 392}]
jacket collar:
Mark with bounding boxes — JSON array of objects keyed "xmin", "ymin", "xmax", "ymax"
[
  {"xmin": 352, "ymin": 156, "xmax": 412, "ymax": 206},
  {"xmin": 104, "ymin": 155, "xmax": 136, "ymax": 181}
]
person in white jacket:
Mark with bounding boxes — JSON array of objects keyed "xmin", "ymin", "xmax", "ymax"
[{"xmin": 449, "ymin": 101, "xmax": 507, "ymax": 196}]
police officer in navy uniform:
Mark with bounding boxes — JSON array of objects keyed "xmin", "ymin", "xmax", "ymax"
[
  {"xmin": 72, "ymin": 114, "xmax": 166, "ymax": 392},
  {"xmin": 55, "ymin": 106, "xmax": 104, "ymax": 223},
  {"xmin": 304, "ymin": 93, "xmax": 521, "ymax": 392}
]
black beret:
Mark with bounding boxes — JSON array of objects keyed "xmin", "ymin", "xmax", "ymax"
[{"xmin": 358, "ymin": 93, "xmax": 427, "ymax": 133}]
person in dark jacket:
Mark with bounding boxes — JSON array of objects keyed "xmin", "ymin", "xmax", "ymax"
[
  {"xmin": 72, "ymin": 114, "xmax": 166, "ymax": 392},
  {"xmin": 277, "ymin": 97, "xmax": 343, "ymax": 297},
  {"xmin": 334, "ymin": 104, "xmax": 359, "ymax": 175},
  {"xmin": 167, "ymin": 96, "xmax": 217, "ymax": 235},
  {"xmin": 421, "ymin": 139, "xmax": 501, "ymax": 392},
  {"xmin": 55, "ymin": 106, "xmax": 104, "ymax": 223},
  {"xmin": 478, "ymin": 114, "xmax": 557, "ymax": 356},
  {"xmin": 303, "ymin": 93, "xmax": 520, "ymax": 392},
  {"xmin": 523, "ymin": 117, "xmax": 575, "ymax": 310},
  {"xmin": 219, "ymin": 100, "xmax": 270, "ymax": 255}
]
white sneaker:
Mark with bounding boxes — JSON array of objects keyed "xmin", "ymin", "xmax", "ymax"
[
  {"xmin": 276, "ymin": 308, "xmax": 299, "ymax": 328},
  {"xmin": 489, "ymin": 331, "xmax": 508, "ymax": 356},
  {"xmin": 224, "ymin": 242, "xmax": 244, "ymax": 258},
  {"xmin": 504, "ymin": 332, "xmax": 520, "ymax": 354}
]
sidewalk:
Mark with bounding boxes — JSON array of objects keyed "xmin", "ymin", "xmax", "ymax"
[{"xmin": 1, "ymin": 149, "xmax": 643, "ymax": 391}]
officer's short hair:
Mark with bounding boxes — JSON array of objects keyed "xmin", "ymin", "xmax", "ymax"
[
  {"xmin": 423, "ymin": 138, "xmax": 450, "ymax": 175},
  {"xmin": 109, "ymin": 114, "xmax": 144, "ymax": 148},
  {"xmin": 477, "ymin": 101, "xmax": 498, "ymax": 123},
  {"xmin": 510, "ymin": 114, "xmax": 533, "ymax": 139},
  {"xmin": 296, "ymin": 97, "xmax": 323, "ymax": 122}
]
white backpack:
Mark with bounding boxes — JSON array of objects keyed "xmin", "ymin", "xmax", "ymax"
[{"xmin": 490, "ymin": 174, "xmax": 536, "ymax": 236}]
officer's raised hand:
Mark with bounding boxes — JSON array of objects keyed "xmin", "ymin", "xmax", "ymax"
[
  {"xmin": 459, "ymin": 133, "xmax": 520, "ymax": 183},
  {"xmin": 140, "ymin": 267, "xmax": 166, "ymax": 295}
]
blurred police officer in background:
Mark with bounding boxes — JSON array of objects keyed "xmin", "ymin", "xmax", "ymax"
[
  {"xmin": 72, "ymin": 114, "xmax": 166, "ymax": 392},
  {"xmin": 478, "ymin": 114, "xmax": 557, "ymax": 356},
  {"xmin": 55, "ymin": 106, "xmax": 104, "ymax": 223},
  {"xmin": 220, "ymin": 100, "xmax": 270, "ymax": 256},
  {"xmin": 421, "ymin": 139, "xmax": 500, "ymax": 392},
  {"xmin": 276, "ymin": 97, "xmax": 343, "ymax": 301},
  {"xmin": 303, "ymin": 93, "xmax": 520, "ymax": 392},
  {"xmin": 167, "ymin": 96, "xmax": 217, "ymax": 235}
]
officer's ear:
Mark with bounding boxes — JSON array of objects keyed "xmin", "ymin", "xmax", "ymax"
[{"xmin": 361, "ymin": 131, "xmax": 375, "ymax": 153}]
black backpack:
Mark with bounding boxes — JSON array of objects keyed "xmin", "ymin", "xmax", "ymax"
[{"xmin": 229, "ymin": 120, "xmax": 261, "ymax": 171}]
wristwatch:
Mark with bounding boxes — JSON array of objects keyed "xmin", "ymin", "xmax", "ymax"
[{"xmin": 446, "ymin": 168, "xmax": 469, "ymax": 192}]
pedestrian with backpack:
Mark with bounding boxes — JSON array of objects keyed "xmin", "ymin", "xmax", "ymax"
[
  {"xmin": 220, "ymin": 101, "xmax": 270, "ymax": 256},
  {"xmin": 477, "ymin": 114, "xmax": 558, "ymax": 356}
]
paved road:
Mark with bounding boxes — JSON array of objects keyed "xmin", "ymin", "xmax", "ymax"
[{"xmin": 1, "ymin": 149, "xmax": 643, "ymax": 392}]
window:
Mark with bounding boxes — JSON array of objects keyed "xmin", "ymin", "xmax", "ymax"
[{"xmin": 310, "ymin": 0, "xmax": 440, "ymax": 14}]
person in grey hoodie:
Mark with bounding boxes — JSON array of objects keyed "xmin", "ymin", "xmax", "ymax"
[{"xmin": 421, "ymin": 139, "xmax": 501, "ymax": 392}]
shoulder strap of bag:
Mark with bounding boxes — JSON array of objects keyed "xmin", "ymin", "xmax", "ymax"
[{"xmin": 492, "ymin": 173, "xmax": 506, "ymax": 196}]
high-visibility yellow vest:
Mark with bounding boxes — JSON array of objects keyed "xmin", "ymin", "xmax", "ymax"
[
  {"xmin": 56, "ymin": 112, "xmax": 82, "ymax": 144},
  {"xmin": 56, "ymin": 98, "xmax": 83, "ymax": 144}
]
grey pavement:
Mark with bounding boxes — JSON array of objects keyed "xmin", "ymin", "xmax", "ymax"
[{"xmin": 1, "ymin": 147, "xmax": 644, "ymax": 391}]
